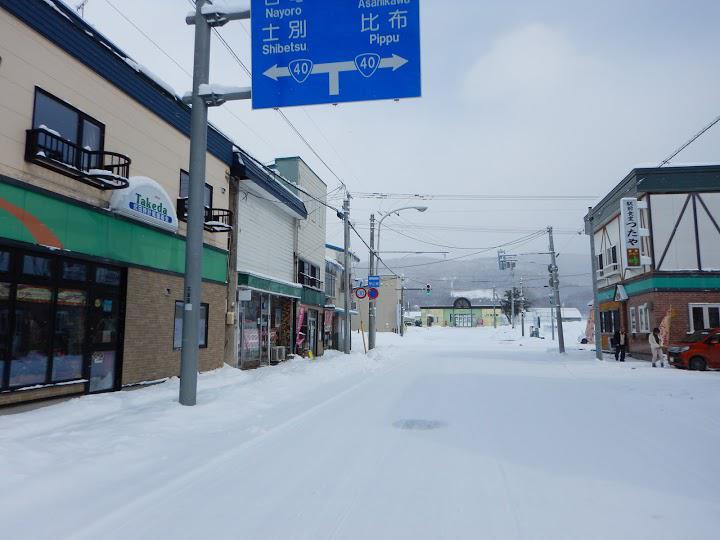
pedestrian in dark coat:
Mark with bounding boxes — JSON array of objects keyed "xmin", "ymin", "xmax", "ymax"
[{"xmin": 613, "ymin": 328, "xmax": 627, "ymax": 361}]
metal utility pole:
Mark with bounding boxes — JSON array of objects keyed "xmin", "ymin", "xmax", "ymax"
[
  {"xmin": 399, "ymin": 277, "xmax": 405, "ymax": 337},
  {"xmin": 179, "ymin": 1, "xmax": 250, "ymax": 405},
  {"xmin": 370, "ymin": 205, "xmax": 427, "ymax": 348},
  {"xmin": 368, "ymin": 214, "xmax": 376, "ymax": 350},
  {"xmin": 492, "ymin": 287, "xmax": 497, "ymax": 328},
  {"xmin": 586, "ymin": 209, "xmax": 603, "ymax": 360},
  {"xmin": 520, "ymin": 276, "xmax": 525, "ymax": 337},
  {"xmin": 548, "ymin": 226, "xmax": 566, "ymax": 354},
  {"xmin": 343, "ymin": 195, "xmax": 352, "ymax": 354},
  {"xmin": 510, "ymin": 266, "xmax": 516, "ymax": 329},
  {"xmin": 179, "ymin": 0, "xmax": 212, "ymax": 406}
]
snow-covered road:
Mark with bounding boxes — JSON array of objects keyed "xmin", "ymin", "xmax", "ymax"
[{"xmin": 2, "ymin": 326, "xmax": 720, "ymax": 539}]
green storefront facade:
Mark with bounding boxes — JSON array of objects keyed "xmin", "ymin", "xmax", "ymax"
[{"xmin": 0, "ymin": 178, "xmax": 228, "ymax": 404}]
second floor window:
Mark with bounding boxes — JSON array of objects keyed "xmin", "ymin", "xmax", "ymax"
[
  {"xmin": 179, "ymin": 170, "xmax": 213, "ymax": 208},
  {"xmin": 33, "ymin": 89, "xmax": 104, "ymax": 166},
  {"xmin": 325, "ymin": 262, "xmax": 337, "ymax": 297},
  {"xmin": 298, "ymin": 259, "xmax": 321, "ymax": 289}
]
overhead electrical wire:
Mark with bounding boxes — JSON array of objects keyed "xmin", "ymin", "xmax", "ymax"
[
  {"xmin": 351, "ymin": 193, "xmax": 599, "ymax": 201},
  {"xmin": 659, "ymin": 112, "xmax": 720, "ymax": 167}
]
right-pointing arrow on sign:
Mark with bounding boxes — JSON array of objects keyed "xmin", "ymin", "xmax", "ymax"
[
  {"xmin": 379, "ymin": 54, "xmax": 409, "ymax": 71},
  {"xmin": 262, "ymin": 54, "xmax": 409, "ymax": 96}
]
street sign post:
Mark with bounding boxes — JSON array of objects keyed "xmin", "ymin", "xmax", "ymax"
[
  {"xmin": 355, "ymin": 287, "xmax": 368, "ymax": 300},
  {"xmin": 251, "ymin": 0, "xmax": 421, "ymax": 109},
  {"xmin": 367, "ymin": 275, "xmax": 380, "ymax": 288},
  {"xmin": 368, "ymin": 287, "xmax": 379, "ymax": 300}
]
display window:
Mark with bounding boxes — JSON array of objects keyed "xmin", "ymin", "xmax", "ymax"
[{"xmin": 0, "ymin": 247, "xmax": 124, "ymax": 394}]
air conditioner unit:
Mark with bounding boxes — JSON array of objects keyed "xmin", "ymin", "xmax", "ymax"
[{"xmin": 271, "ymin": 346, "xmax": 286, "ymax": 363}]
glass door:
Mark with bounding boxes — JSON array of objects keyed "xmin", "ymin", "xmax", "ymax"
[
  {"xmin": 307, "ymin": 309, "xmax": 318, "ymax": 356},
  {"xmin": 87, "ymin": 292, "xmax": 120, "ymax": 393}
]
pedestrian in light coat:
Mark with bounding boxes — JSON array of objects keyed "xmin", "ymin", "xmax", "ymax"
[
  {"xmin": 613, "ymin": 328, "xmax": 627, "ymax": 362},
  {"xmin": 649, "ymin": 327, "xmax": 664, "ymax": 367}
]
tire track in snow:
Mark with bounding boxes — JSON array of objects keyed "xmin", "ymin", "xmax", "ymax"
[{"xmin": 66, "ymin": 355, "xmax": 411, "ymax": 540}]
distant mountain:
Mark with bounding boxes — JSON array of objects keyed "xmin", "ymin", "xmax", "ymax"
[{"xmin": 378, "ymin": 253, "xmax": 592, "ymax": 313}]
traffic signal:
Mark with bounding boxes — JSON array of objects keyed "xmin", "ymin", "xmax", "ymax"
[{"xmin": 425, "ymin": 283, "xmax": 431, "ymax": 296}]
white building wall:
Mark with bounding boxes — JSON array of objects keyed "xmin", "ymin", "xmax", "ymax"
[
  {"xmin": 236, "ymin": 189, "xmax": 295, "ymax": 283},
  {"xmin": 651, "ymin": 192, "xmax": 720, "ymax": 272},
  {"xmin": 294, "ymin": 160, "xmax": 327, "ymax": 288},
  {"xmin": 651, "ymin": 194, "xmax": 698, "ymax": 271},
  {"xmin": 696, "ymin": 193, "xmax": 720, "ymax": 270}
]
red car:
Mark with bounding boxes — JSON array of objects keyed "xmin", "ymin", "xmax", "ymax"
[{"xmin": 668, "ymin": 329, "xmax": 720, "ymax": 370}]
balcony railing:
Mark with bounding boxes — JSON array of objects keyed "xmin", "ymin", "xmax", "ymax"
[
  {"xmin": 176, "ymin": 198, "xmax": 233, "ymax": 233},
  {"xmin": 25, "ymin": 128, "xmax": 130, "ymax": 190}
]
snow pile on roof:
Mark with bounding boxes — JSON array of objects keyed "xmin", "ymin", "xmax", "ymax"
[
  {"xmin": 123, "ymin": 57, "xmax": 179, "ymax": 100},
  {"xmin": 451, "ymin": 289, "xmax": 495, "ymax": 300},
  {"xmin": 201, "ymin": 0, "xmax": 250, "ymax": 15}
]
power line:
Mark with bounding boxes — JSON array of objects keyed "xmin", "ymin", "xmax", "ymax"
[
  {"xmin": 660, "ymin": 112, "xmax": 720, "ymax": 167},
  {"xmin": 373, "ymin": 231, "xmax": 548, "ymax": 270},
  {"xmin": 351, "ymin": 192, "xmax": 599, "ymax": 201}
]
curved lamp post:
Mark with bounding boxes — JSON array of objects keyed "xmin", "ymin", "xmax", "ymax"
[{"xmin": 369, "ymin": 205, "xmax": 428, "ymax": 348}]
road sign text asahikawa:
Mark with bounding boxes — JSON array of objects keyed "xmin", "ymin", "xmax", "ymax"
[{"xmin": 251, "ymin": 0, "xmax": 421, "ymax": 109}]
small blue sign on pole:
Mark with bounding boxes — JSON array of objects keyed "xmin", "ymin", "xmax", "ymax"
[
  {"xmin": 367, "ymin": 275, "xmax": 380, "ymax": 288},
  {"xmin": 251, "ymin": 0, "xmax": 421, "ymax": 109}
]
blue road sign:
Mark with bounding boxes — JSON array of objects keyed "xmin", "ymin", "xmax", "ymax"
[
  {"xmin": 367, "ymin": 275, "xmax": 380, "ymax": 288},
  {"xmin": 251, "ymin": 0, "xmax": 421, "ymax": 109},
  {"xmin": 368, "ymin": 287, "xmax": 379, "ymax": 300}
]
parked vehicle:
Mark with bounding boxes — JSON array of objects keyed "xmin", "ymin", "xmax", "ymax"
[{"xmin": 668, "ymin": 329, "xmax": 720, "ymax": 370}]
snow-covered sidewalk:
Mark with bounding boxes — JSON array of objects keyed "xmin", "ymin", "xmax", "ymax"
[{"xmin": 2, "ymin": 326, "xmax": 720, "ymax": 539}]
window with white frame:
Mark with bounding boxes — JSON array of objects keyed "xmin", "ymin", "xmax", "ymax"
[
  {"xmin": 688, "ymin": 304, "xmax": 720, "ymax": 332},
  {"xmin": 604, "ymin": 246, "xmax": 618, "ymax": 273},
  {"xmin": 629, "ymin": 307, "xmax": 637, "ymax": 334},
  {"xmin": 638, "ymin": 304, "xmax": 650, "ymax": 333}
]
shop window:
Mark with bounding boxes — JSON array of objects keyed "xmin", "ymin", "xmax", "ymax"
[
  {"xmin": 179, "ymin": 170, "xmax": 213, "ymax": 208},
  {"xmin": 638, "ymin": 304, "xmax": 650, "ymax": 333},
  {"xmin": 0, "ymin": 283, "xmax": 10, "ymax": 388},
  {"xmin": 95, "ymin": 266, "xmax": 121, "ymax": 286},
  {"xmin": 32, "ymin": 89, "xmax": 104, "ymax": 162},
  {"xmin": 52, "ymin": 290, "xmax": 87, "ymax": 382},
  {"xmin": 688, "ymin": 304, "xmax": 720, "ymax": 332},
  {"xmin": 0, "ymin": 251, "xmax": 9, "ymax": 273},
  {"xmin": 629, "ymin": 307, "xmax": 637, "ymax": 334},
  {"xmin": 22, "ymin": 254, "xmax": 52, "ymax": 277},
  {"xmin": 10, "ymin": 285, "xmax": 52, "ymax": 387},
  {"xmin": 173, "ymin": 301, "xmax": 208, "ymax": 349},
  {"xmin": 62, "ymin": 261, "xmax": 87, "ymax": 281}
]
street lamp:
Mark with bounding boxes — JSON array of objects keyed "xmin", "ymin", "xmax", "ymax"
[{"xmin": 369, "ymin": 205, "xmax": 428, "ymax": 348}]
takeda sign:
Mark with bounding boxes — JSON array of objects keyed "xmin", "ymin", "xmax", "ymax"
[
  {"xmin": 110, "ymin": 176, "xmax": 178, "ymax": 233},
  {"xmin": 620, "ymin": 197, "xmax": 641, "ymax": 268}
]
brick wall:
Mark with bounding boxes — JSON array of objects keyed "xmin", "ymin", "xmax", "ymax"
[
  {"xmin": 627, "ymin": 291, "xmax": 720, "ymax": 356},
  {"xmin": 121, "ymin": 268, "xmax": 227, "ymax": 385},
  {"xmin": 0, "ymin": 382, "xmax": 84, "ymax": 407}
]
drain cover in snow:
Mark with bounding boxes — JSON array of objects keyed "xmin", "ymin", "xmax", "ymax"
[{"xmin": 393, "ymin": 419, "xmax": 445, "ymax": 431}]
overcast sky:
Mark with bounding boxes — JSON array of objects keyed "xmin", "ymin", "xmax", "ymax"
[{"xmin": 80, "ymin": 0, "xmax": 720, "ymax": 264}]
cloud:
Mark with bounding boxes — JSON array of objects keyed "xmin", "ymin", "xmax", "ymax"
[{"xmin": 462, "ymin": 23, "xmax": 590, "ymax": 105}]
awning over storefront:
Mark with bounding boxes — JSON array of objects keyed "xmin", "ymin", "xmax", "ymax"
[
  {"xmin": 0, "ymin": 178, "xmax": 227, "ymax": 283},
  {"xmin": 237, "ymin": 271, "xmax": 302, "ymax": 299},
  {"xmin": 301, "ymin": 286, "xmax": 326, "ymax": 307}
]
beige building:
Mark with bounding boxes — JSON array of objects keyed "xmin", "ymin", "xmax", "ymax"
[
  {"xmin": 0, "ymin": 1, "xmax": 238, "ymax": 405},
  {"xmin": 353, "ymin": 275, "xmax": 402, "ymax": 334}
]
